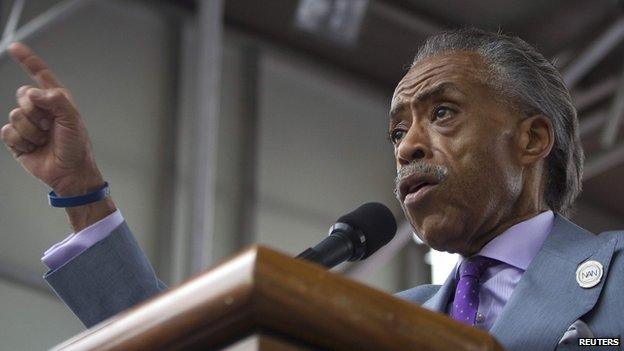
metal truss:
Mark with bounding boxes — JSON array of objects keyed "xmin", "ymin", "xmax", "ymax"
[
  {"xmin": 560, "ymin": 16, "xmax": 624, "ymax": 181},
  {"xmin": 0, "ymin": 0, "xmax": 98, "ymax": 59},
  {"xmin": 188, "ymin": 0, "xmax": 224, "ymax": 274},
  {"xmin": 563, "ymin": 17, "xmax": 624, "ymax": 88}
]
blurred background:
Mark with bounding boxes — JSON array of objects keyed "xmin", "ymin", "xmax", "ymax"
[{"xmin": 1, "ymin": 0, "xmax": 624, "ymax": 349}]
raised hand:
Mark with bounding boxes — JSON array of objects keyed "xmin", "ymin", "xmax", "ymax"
[{"xmin": 1, "ymin": 43, "xmax": 115, "ymax": 231}]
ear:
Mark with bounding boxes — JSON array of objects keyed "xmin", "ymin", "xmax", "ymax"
[{"xmin": 516, "ymin": 114, "xmax": 554, "ymax": 166}]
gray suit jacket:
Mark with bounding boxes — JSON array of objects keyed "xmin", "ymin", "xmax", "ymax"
[
  {"xmin": 397, "ymin": 215, "xmax": 623, "ymax": 350},
  {"xmin": 45, "ymin": 215, "xmax": 623, "ymax": 350}
]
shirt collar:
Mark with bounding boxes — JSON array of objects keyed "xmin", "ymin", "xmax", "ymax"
[{"xmin": 474, "ymin": 210, "xmax": 554, "ymax": 271}]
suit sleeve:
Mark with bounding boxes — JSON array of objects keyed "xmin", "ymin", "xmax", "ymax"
[
  {"xmin": 42, "ymin": 210, "xmax": 125, "ymax": 270},
  {"xmin": 44, "ymin": 221, "xmax": 166, "ymax": 328}
]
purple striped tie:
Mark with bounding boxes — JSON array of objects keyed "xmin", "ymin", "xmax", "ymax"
[{"xmin": 450, "ymin": 256, "xmax": 499, "ymax": 325}]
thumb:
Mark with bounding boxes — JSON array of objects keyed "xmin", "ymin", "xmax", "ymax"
[{"xmin": 27, "ymin": 88, "xmax": 78, "ymax": 122}]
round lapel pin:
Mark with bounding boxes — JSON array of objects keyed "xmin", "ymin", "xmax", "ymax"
[{"xmin": 576, "ymin": 260, "xmax": 603, "ymax": 288}]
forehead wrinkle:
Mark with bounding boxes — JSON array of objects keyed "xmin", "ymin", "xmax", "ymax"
[
  {"xmin": 393, "ymin": 66, "xmax": 441, "ymax": 99},
  {"xmin": 390, "ymin": 70, "xmax": 438, "ymax": 118},
  {"xmin": 390, "ymin": 82, "xmax": 466, "ymax": 121},
  {"xmin": 414, "ymin": 82, "xmax": 465, "ymax": 102},
  {"xmin": 392, "ymin": 62, "xmax": 470, "ymax": 104},
  {"xmin": 391, "ymin": 54, "xmax": 487, "ymax": 120}
]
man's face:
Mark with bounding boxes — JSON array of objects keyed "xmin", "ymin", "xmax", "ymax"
[{"xmin": 390, "ymin": 51, "xmax": 526, "ymax": 255}]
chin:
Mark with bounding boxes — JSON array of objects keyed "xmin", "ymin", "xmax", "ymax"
[
  {"xmin": 409, "ymin": 209, "xmax": 470, "ymax": 254},
  {"xmin": 419, "ymin": 231, "xmax": 464, "ymax": 254}
]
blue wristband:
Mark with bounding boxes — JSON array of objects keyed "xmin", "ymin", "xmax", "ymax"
[{"xmin": 48, "ymin": 182, "xmax": 110, "ymax": 208}]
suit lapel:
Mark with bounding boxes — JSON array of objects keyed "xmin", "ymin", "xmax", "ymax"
[
  {"xmin": 490, "ymin": 215, "xmax": 617, "ymax": 351},
  {"xmin": 422, "ymin": 264, "xmax": 458, "ymax": 313}
]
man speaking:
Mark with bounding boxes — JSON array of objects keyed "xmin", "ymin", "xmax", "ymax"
[{"xmin": 1, "ymin": 29, "xmax": 623, "ymax": 350}]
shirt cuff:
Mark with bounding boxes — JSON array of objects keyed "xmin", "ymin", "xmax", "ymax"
[{"xmin": 42, "ymin": 209, "xmax": 124, "ymax": 270}]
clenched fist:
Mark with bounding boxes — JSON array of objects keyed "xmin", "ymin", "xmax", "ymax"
[{"xmin": 1, "ymin": 43, "xmax": 116, "ymax": 231}]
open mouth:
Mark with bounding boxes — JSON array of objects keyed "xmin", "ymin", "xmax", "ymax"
[
  {"xmin": 399, "ymin": 175, "xmax": 439, "ymax": 204},
  {"xmin": 407, "ymin": 181, "xmax": 432, "ymax": 195}
]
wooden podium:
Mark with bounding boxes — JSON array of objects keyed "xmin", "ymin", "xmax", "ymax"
[{"xmin": 51, "ymin": 246, "xmax": 504, "ymax": 351}]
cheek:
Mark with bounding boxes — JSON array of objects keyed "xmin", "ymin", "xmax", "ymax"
[
  {"xmin": 473, "ymin": 140, "xmax": 520, "ymax": 204},
  {"xmin": 449, "ymin": 114, "xmax": 515, "ymax": 167},
  {"xmin": 433, "ymin": 120, "xmax": 482, "ymax": 171},
  {"xmin": 432, "ymin": 127, "xmax": 481, "ymax": 189},
  {"xmin": 437, "ymin": 126, "xmax": 518, "ymax": 207}
]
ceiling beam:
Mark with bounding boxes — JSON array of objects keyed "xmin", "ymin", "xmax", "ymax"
[
  {"xmin": 573, "ymin": 76, "xmax": 619, "ymax": 112},
  {"xmin": 563, "ymin": 16, "xmax": 624, "ymax": 88},
  {"xmin": 368, "ymin": 0, "xmax": 444, "ymax": 36},
  {"xmin": 0, "ymin": 0, "xmax": 98, "ymax": 59},
  {"xmin": 599, "ymin": 69, "xmax": 624, "ymax": 149},
  {"xmin": 579, "ymin": 108, "xmax": 608, "ymax": 136},
  {"xmin": 2, "ymin": 0, "xmax": 26, "ymax": 42},
  {"xmin": 584, "ymin": 141, "xmax": 624, "ymax": 180}
]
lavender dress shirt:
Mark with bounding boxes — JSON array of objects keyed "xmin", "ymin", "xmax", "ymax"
[
  {"xmin": 42, "ymin": 209, "xmax": 554, "ymax": 331},
  {"xmin": 448, "ymin": 210, "xmax": 554, "ymax": 330}
]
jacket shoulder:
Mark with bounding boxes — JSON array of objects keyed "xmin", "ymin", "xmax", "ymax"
[
  {"xmin": 596, "ymin": 229, "xmax": 624, "ymax": 258},
  {"xmin": 598, "ymin": 229, "xmax": 624, "ymax": 243}
]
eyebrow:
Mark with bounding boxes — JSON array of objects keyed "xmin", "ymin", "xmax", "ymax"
[{"xmin": 389, "ymin": 82, "xmax": 465, "ymax": 121}]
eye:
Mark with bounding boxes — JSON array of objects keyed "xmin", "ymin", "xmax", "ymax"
[
  {"xmin": 433, "ymin": 106, "xmax": 454, "ymax": 121},
  {"xmin": 389, "ymin": 129, "xmax": 406, "ymax": 144}
]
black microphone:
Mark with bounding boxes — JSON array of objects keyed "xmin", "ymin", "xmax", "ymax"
[{"xmin": 296, "ymin": 202, "xmax": 397, "ymax": 268}]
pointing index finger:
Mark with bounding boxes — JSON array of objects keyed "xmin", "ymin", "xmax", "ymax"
[{"xmin": 8, "ymin": 42, "xmax": 64, "ymax": 89}]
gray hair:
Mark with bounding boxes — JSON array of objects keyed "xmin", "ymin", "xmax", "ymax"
[{"xmin": 412, "ymin": 28, "xmax": 584, "ymax": 216}]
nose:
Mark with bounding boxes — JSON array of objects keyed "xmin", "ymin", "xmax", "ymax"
[{"xmin": 396, "ymin": 125, "xmax": 432, "ymax": 166}]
